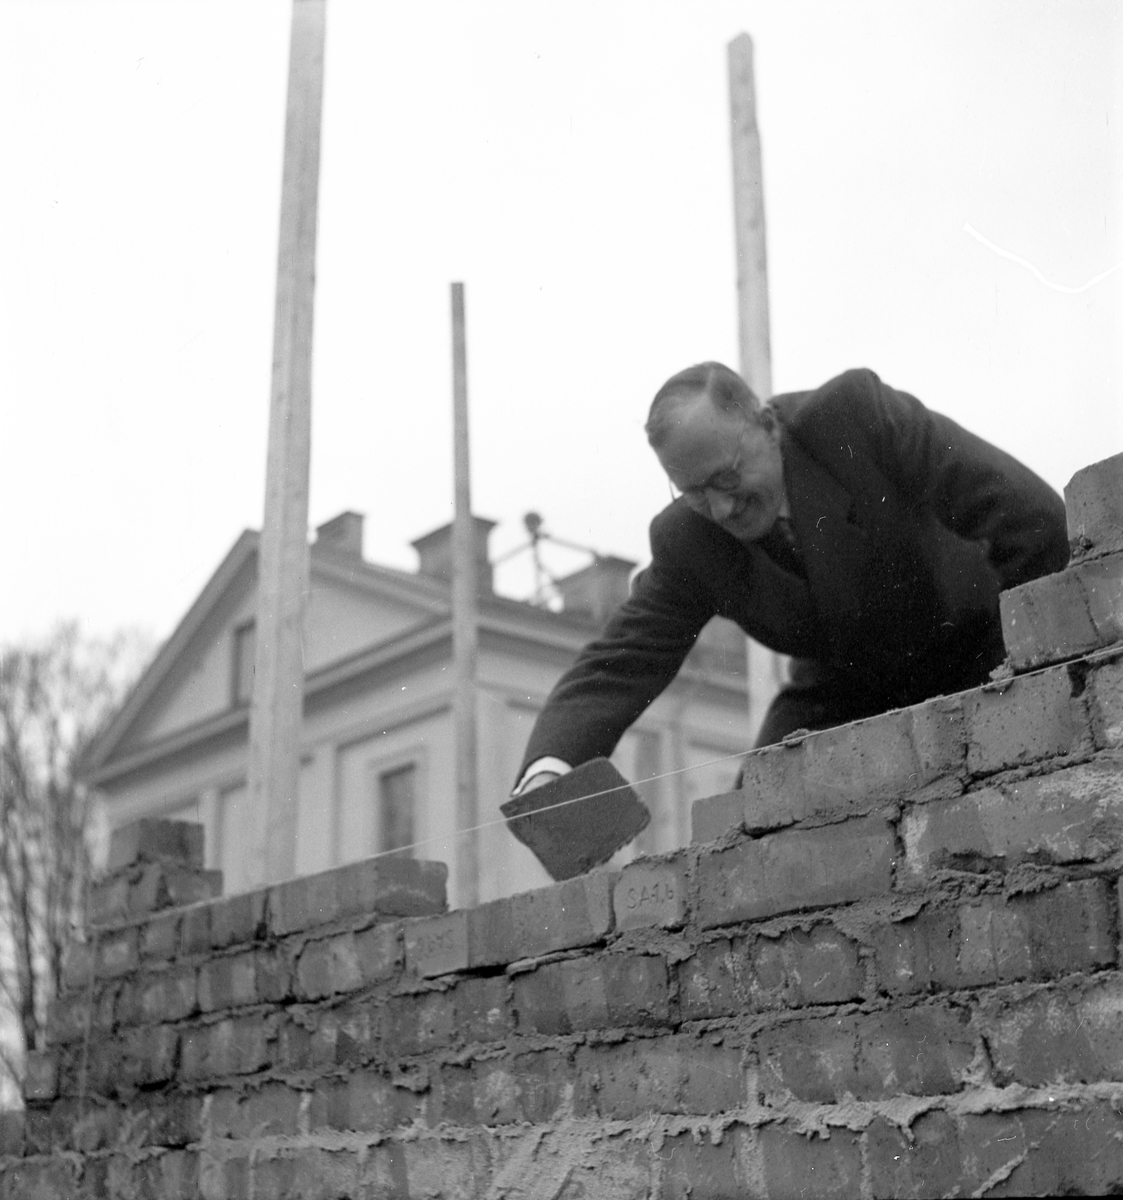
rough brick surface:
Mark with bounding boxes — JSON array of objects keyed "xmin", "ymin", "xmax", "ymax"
[
  {"xmin": 269, "ymin": 855, "xmax": 447, "ymax": 936},
  {"xmin": 1066, "ymin": 451, "xmax": 1123, "ymax": 560},
  {"xmin": 875, "ymin": 879, "xmax": 1116, "ymax": 993},
  {"xmin": 9, "ymin": 626, "xmax": 1123, "ymax": 1198},
  {"xmin": 513, "ymin": 953, "xmax": 670, "ymax": 1034},
  {"xmin": 902, "ymin": 757, "xmax": 1123, "ymax": 876},
  {"xmin": 699, "ymin": 814, "xmax": 896, "ymax": 927},
  {"xmin": 679, "ymin": 926, "xmax": 863, "ymax": 1019},
  {"xmin": 964, "ymin": 665, "xmax": 1085, "ymax": 775},
  {"xmin": 1090, "ymin": 653, "xmax": 1123, "ymax": 748},
  {"xmin": 1001, "ymin": 551, "xmax": 1123, "ymax": 670},
  {"xmin": 694, "ymin": 694, "xmax": 965, "ymax": 841},
  {"xmin": 613, "ymin": 859, "xmax": 686, "ymax": 930},
  {"xmin": 107, "ymin": 818, "xmax": 204, "ymax": 871},
  {"xmin": 758, "ymin": 1003, "xmax": 976, "ymax": 1102}
]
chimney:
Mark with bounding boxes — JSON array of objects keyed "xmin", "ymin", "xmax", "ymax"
[
  {"xmin": 411, "ymin": 515, "xmax": 496, "ymax": 594},
  {"xmin": 315, "ymin": 511, "xmax": 364, "ymax": 557},
  {"xmin": 555, "ymin": 555, "xmax": 637, "ymax": 625}
]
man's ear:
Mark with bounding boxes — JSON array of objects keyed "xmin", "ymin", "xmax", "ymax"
[{"xmin": 758, "ymin": 405, "xmax": 778, "ymax": 435}]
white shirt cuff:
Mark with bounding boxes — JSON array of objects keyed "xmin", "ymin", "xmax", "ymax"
[{"xmin": 512, "ymin": 756, "xmax": 573, "ymax": 796}]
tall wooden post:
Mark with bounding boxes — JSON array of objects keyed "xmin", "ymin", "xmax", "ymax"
[
  {"xmin": 729, "ymin": 32, "xmax": 784, "ymax": 737},
  {"xmin": 729, "ymin": 32, "xmax": 772, "ymax": 403},
  {"xmin": 247, "ymin": 0, "xmax": 326, "ymax": 885},
  {"xmin": 450, "ymin": 282, "xmax": 480, "ymax": 907}
]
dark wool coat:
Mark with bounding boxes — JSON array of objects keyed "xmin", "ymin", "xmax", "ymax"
[{"xmin": 518, "ymin": 368, "xmax": 1069, "ymax": 778}]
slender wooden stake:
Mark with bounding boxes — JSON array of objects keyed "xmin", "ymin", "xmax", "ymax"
[
  {"xmin": 729, "ymin": 32, "xmax": 785, "ymax": 735},
  {"xmin": 729, "ymin": 32, "xmax": 773, "ymax": 403},
  {"xmin": 450, "ymin": 282, "xmax": 480, "ymax": 907},
  {"xmin": 248, "ymin": 0, "xmax": 326, "ymax": 885}
]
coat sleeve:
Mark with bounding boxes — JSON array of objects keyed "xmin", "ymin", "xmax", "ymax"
[
  {"xmin": 835, "ymin": 370, "xmax": 1070, "ymax": 591},
  {"xmin": 515, "ymin": 517, "xmax": 716, "ymax": 782}
]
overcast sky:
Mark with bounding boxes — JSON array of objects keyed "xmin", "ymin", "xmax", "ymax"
[{"xmin": 3, "ymin": 0, "xmax": 1120, "ymax": 645}]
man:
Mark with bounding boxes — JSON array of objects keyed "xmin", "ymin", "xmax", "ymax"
[{"xmin": 513, "ymin": 363, "xmax": 1069, "ymax": 797}]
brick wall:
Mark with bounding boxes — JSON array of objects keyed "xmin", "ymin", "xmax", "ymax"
[{"xmin": 3, "ymin": 451, "xmax": 1122, "ymax": 1199}]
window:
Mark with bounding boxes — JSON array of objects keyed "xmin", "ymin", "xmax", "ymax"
[
  {"xmin": 231, "ymin": 621, "xmax": 255, "ymax": 706},
  {"xmin": 377, "ymin": 763, "xmax": 416, "ymax": 856}
]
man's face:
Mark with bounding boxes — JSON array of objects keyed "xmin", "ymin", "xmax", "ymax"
[{"xmin": 654, "ymin": 390, "xmax": 786, "ymax": 543}]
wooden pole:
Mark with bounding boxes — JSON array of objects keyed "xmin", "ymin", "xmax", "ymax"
[
  {"xmin": 450, "ymin": 282, "xmax": 480, "ymax": 907},
  {"xmin": 729, "ymin": 32, "xmax": 784, "ymax": 738},
  {"xmin": 729, "ymin": 32, "xmax": 772, "ymax": 403},
  {"xmin": 247, "ymin": 0, "xmax": 326, "ymax": 885}
]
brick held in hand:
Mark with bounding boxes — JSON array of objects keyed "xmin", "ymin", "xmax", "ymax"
[{"xmin": 500, "ymin": 757, "xmax": 649, "ymax": 881}]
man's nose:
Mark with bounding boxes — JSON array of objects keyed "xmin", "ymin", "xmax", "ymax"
[{"xmin": 706, "ymin": 489, "xmax": 736, "ymax": 521}]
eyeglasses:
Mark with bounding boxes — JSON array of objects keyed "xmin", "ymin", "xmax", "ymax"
[{"xmin": 666, "ymin": 411, "xmax": 750, "ymax": 512}]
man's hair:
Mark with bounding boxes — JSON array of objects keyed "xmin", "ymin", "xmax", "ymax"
[{"xmin": 645, "ymin": 361, "xmax": 763, "ymax": 448}]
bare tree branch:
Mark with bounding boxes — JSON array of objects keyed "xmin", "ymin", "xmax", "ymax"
[{"xmin": 0, "ymin": 622, "xmax": 151, "ymax": 1098}]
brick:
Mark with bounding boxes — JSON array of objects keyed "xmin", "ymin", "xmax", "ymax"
[
  {"xmin": 46, "ymin": 993, "xmax": 90, "ymax": 1044},
  {"xmin": 0, "ymin": 1108, "xmax": 24, "ymax": 1156},
  {"xmin": 330, "ymin": 1000, "xmax": 383, "ymax": 1068},
  {"xmin": 268, "ymin": 856, "xmax": 447, "ymax": 937},
  {"xmin": 275, "ymin": 1004, "xmax": 379, "ymax": 1073},
  {"xmin": 0, "ymin": 1160, "xmax": 79, "ymax": 1200},
  {"xmin": 60, "ymin": 939, "xmax": 95, "ymax": 990},
  {"xmin": 180, "ymin": 903, "xmax": 212, "ymax": 954},
  {"xmin": 875, "ymin": 879, "xmax": 1115, "ymax": 994},
  {"xmin": 984, "ymin": 975, "xmax": 1123, "ymax": 1086},
  {"xmin": 250, "ymin": 1149, "xmax": 362, "ymax": 1200},
  {"xmin": 109, "ymin": 1023, "xmax": 178, "ymax": 1089},
  {"xmin": 204, "ymin": 1015, "xmax": 274, "ymax": 1078},
  {"xmin": 468, "ymin": 870, "xmax": 617, "ymax": 967},
  {"xmin": 513, "ymin": 953, "xmax": 670, "ymax": 1035},
  {"xmin": 757, "ymin": 1124, "xmax": 864, "ymax": 1200},
  {"xmin": 575, "ymin": 1035, "xmax": 744, "ymax": 1118},
  {"xmin": 209, "ymin": 888, "xmax": 268, "ymax": 948},
  {"xmin": 441, "ymin": 1049, "xmax": 574, "ymax": 1125},
  {"xmin": 901, "ymin": 759, "xmax": 1123, "ymax": 877},
  {"xmin": 296, "ymin": 934, "xmax": 365, "ymax": 999},
  {"xmin": 89, "ymin": 874, "xmax": 131, "ymax": 925},
  {"xmin": 405, "ymin": 910, "xmax": 468, "ymax": 977},
  {"xmin": 656, "ymin": 1127, "xmax": 748, "ymax": 1199},
  {"xmin": 140, "ymin": 910, "xmax": 182, "ymax": 960},
  {"xmin": 1090, "ymin": 654, "xmax": 1123, "ymax": 748},
  {"xmin": 679, "ymin": 926, "xmax": 862, "ymax": 1020},
  {"xmin": 215, "ymin": 1082, "xmax": 303, "ymax": 1138},
  {"xmin": 97, "ymin": 926, "xmax": 138, "ymax": 977},
  {"xmin": 353, "ymin": 921, "xmax": 401, "ymax": 982},
  {"xmin": 108, "ymin": 818, "xmax": 204, "ymax": 871},
  {"xmin": 134, "ymin": 1150, "xmax": 200, "ymax": 1200},
  {"xmin": 386, "ymin": 991, "xmax": 456, "ymax": 1055},
  {"xmin": 1001, "ymin": 551, "xmax": 1123, "ymax": 670},
  {"xmin": 727, "ymin": 740, "xmax": 808, "ymax": 832},
  {"xmin": 965, "ymin": 666, "xmax": 1084, "ymax": 775},
  {"xmin": 136, "ymin": 966, "xmax": 198, "ymax": 1022},
  {"xmin": 198, "ymin": 1154, "xmax": 250, "ymax": 1200},
  {"xmin": 133, "ymin": 1093, "xmax": 204, "ymax": 1148},
  {"xmin": 22, "ymin": 1051, "xmax": 59, "ymax": 1101},
  {"xmin": 312, "ymin": 1070, "xmax": 422, "ymax": 1132},
  {"xmin": 758, "ymin": 1003, "xmax": 975, "ymax": 1102},
  {"xmin": 690, "ymin": 790, "xmax": 746, "ymax": 843},
  {"xmin": 452, "ymin": 974, "xmax": 511, "ymax": 1043},
  {"xmin": 198, "ymin": 951, "xmax": 258, "ymax": 1011},
  {"xmin": 798, "ymin": 707, "xmax": 948, "ymax": 809},
  {"xmin": 613, "ymin": 860, "xmax": 687, "ymax": 930},
  {"xmin": 1066, "ymin": 451, "xmax": 1123, "ymax": 560},
  {"xmin": 698, "ymin": 815, "xmax": 896, "ymax": 928},
  {"xmin": 995, "ymin": 1102, "xmax": 1123, "ymax": 1196}
]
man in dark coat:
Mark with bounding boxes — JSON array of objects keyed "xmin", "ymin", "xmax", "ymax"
[{"xmin": 513, "ymin": 362, "xmax": 1069, "ymax": 796}]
